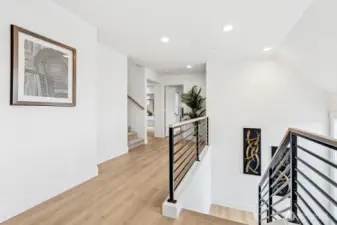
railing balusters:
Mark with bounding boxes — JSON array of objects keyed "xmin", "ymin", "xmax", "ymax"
[
  {"xmin": 267, "ymin": 168, "xmax": 273, "ymax": 223},
  {"xmin": 258, "ymin": 128, "xmax": 337, "ymax": 224},
  {"xmin": 258, "ymin": 186, "xmax": 261, "ymax": 225},
  {"xmin": 168, "ymin": 127, "xmax": 176, "ymax": 203},
  {"xmin": 167, "ymin": 117, "xmax": 209, "ymax": 204},
  {"xmin": 290, "ymin": 134, "xmax": 298, "ymax": 222},
  {"xmin": 206, "ymin": 117, "xmax": 209, "ymax": 145},
  {"xmin": 196, "ymin": 121, "xmax": 200, "ymax": 161}
]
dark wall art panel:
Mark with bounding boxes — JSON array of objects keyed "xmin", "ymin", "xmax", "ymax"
[
  {"xmin": 271, "ymin": 146, "xmax": 291, "ymax": 197},
  {"xmin": 243, "ymin": 128, "xmax": 261, "ymax": 176}
]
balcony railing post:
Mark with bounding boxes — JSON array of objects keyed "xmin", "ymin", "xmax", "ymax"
[
  {"xmin": 258, "ymin": 186, "xmax": 261, "ymax": 225},
  {"xmin": 207, "ymin": 117, "xmax": 209, "ymax": 145},
  {"xmin": 196, "ymin": 121, "xmax": 200, "ymax": 161},
  {"xmin": 167, "ymin": 127, "xmax": 177, "ymax": 203},
  {"xmin": 267, "ymin": 167, "xmax": 273, "ymax": 223},
  {"xmin": 290, "ymin": 133, "xmax": 298, "ymax": 220}
]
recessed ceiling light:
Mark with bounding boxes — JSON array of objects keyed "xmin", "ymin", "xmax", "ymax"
[
  {"xmin": 186, "ymin": 65, "xmax": 192, "ymax": 69},
  {"xmin": 263, "ymin": 47, "xmax": 272, "ymax": 52},
  {"xmin": 223, "ymin": 25, "xmax": 233, "ymax": 32},
  {"xmin": 161, "ymin": 36, "xmax": 170, "ymax": 43}
]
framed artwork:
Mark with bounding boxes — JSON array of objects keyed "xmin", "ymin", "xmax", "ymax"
[
  {"xmin": 243, "ymin": 128, "xmax": 261, "ymax": 176},
  {"xmin": 11, "ymin": 25, "xmax": 76, "ymax": 107},
  {"xmin": 271, "ymin": 146, "xmax": 290, "ymax": 197}
]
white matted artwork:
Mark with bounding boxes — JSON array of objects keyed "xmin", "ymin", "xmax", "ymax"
[{"xmin": 11, "ymin": 25, "xmax": 76, "ymax": 107}]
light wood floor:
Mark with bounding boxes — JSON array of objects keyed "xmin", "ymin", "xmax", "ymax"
[
  {"xmin": 210, "ymin": 205, "xmax": 256, "ymax": 225},
  {"xmin": 3, "ymin": 137, "xmax": 248, "ymax": 225}
]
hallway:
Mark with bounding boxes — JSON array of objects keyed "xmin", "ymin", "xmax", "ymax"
[
  {"xmin": 3, "ymin": 137, "xmax": 247, "ymax": 225},
  {"xmin": 3, "ymin": 137, "xmax": 170, "ymax": 225}
]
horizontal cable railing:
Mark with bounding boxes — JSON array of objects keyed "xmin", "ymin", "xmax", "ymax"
[
  {"xmin": 258, "ymin": 128, "xmax": 337, "ymax": 225},
  {"xmin": 167, "ymin": 116, "xmax": 209, "ymax": 203}
]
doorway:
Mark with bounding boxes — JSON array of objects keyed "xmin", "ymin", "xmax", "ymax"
[{"xmin": 165, "ymin": 85, "xmax": 183, "ymax": 137}]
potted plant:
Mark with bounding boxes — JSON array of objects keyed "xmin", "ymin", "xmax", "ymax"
[
  {"xmin": 181, "ymin": 86, "xmax": 206, "ymax": 140},
  {"xmin": 181, "ymin": 86, "xmax": 206, "ymax": 120}
]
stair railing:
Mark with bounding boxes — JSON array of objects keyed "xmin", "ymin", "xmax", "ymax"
[
  {"xmin": 128, "ymin": 95, "xmax": 153, "ymax": 115},
  {"xmin": 167, "ymin": 116, "xmax": 209, "ymax": 203},
  {"xmin": 258, "ymin": 128, "xmax": 337, "ymax": 225},
  {"xmin": 128, "ymin": 95, "xmax": 144, "ymax": 110}
]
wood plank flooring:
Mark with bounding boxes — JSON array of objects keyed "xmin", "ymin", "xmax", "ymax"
[
  {"xmin": 3, "ymin": 137, "xmax": 249, "ymax": 225},
  {"xmin": 210, "ymin": 205, "xmax": 257, "ymax": 225}
]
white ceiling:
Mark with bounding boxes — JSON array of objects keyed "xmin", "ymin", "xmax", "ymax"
[
  {"xmin": 53, "ymin": 0, "xmax": 312, "ymax": 73},
  {"xmin": 277, "ymin": 0, "xmax": 337, "ymax": 93}
]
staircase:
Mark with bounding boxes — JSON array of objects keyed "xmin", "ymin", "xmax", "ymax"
[
  {"xmin": 258, "ymin": 128, "xmax": 337, "ymax": 225},
  {"xmin": 178, "ymin": 209, "xmax": 248, "ymax": 225},
  {"xmin": 128, "ymin": 131, "xmax": 144, "ymax": 150},
  {"xmin": 262, "ymin": 220, "xmax": 297, "ymax": 225},
  {"xmin": 210, "ymin": 205, "xmax": 256, "ymax": 225}
]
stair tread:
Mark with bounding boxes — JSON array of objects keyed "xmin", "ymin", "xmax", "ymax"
[
  {"xmin": 128, "ymin": 138, "xmax": 144, "ymax": 145},
  {"xmin": 209, "ymin": 205, "xmax": 256, "ymax": 225},
  {"xmin": 128, "ymin": 132, "xmax": 137, "ymax": 136},
  {"xmin": 180, "ymin": 210, "xmax": 247, "ymax": 225},
  {"xmin": 264, "ymin": 219, "xmax": 296, "ymax": 225}
]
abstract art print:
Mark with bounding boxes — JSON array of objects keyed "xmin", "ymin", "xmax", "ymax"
[
  {"xmin": 11, "ymin": 25, "xmax": 76, "ymax": 106},
  {"xmin": 243, "ymin": 128, "xmax": 261, "ymax": 176},
  {"xmin": 271, "ymin": 146, "xmax": 290, "ymax": 197}
]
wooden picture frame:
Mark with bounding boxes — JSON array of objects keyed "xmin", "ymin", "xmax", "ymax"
[
  {"xmin": 243, "ymin": 128, "xmax": 262, "ymax": 176},
  {"xmin": 11, "ymin": 25, "xmax": 76, "ymax": 107}
]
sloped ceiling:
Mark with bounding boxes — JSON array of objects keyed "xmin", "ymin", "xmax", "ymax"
[
  {"xmin": 277, "ymin": 0, "xmax": 337, "ymax": 93},
  {"xmin": 53, "ymin": 0, "xmax": 312, "ymax": 73}
]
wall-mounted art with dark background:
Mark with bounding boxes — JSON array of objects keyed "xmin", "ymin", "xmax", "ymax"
[
  {"xmin": 271, "ymin": 146, "xmax": 290, "ymax": 197},
  {"xmin": 243, "ymin": 128, "xmax": 261, "ymax": 176}
]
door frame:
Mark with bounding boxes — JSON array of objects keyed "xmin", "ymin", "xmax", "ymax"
[{"xmin": 164, "ymin": 85, "xmax": 183, "ymax": 137}]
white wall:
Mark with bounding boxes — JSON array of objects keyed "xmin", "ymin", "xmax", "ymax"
[
  {"xmin": 146, "ymin": 68, "xmax": 162, "ymax": 84},
  {"xmin": 160, "ymin": 73, "xmax": 206, "ymax": 97},
  {"xmin": 0, "ymin": 0, "xmax": 99, "ymax": 221},
  {"xmin": 97, "ymin": 43, "xmax": 128, "ymax": 164},
  {"xmin": 153, "ymin": 83, "xmax": 165, "ymax": 137},
  {"xmin": 207, "ymin": 57, "xmax": 330, "ymax": 214},
  {"xmin": 180, "ymin": 147, "xmax": 212, "ymax": 214},
  {"xmin": 128, "ymin": 60, "xmax": 147, "ymax": 142},
  {"xmin": 0, "ymin": 0, "xmax": 130, "ymax": 221},
  {"xmin": 329, "ymin": 95, "xmax": 337, "ymax": 111}
]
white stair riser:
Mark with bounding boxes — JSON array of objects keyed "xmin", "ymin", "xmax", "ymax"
[
  {"xmin": 128, "ymin": 134, "xmax": 138, "ymax": 141},
  {"xmin": 128, "ymin": 139, "xmax": 144, "ymax": 149}
]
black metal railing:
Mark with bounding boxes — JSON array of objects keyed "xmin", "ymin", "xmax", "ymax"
[
  {"xmin": 167, "ymin": 116, "xmax": 209, "ymax": 203},
  {"xmin": 258, "ymin": 128, "xmax": 337, "ymax": 225}
]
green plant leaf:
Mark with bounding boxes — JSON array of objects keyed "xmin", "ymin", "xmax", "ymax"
[{"xmin": 181, "ymin": 86, "xmax": 206, "ymax": 120}]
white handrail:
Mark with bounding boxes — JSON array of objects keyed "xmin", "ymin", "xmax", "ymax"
[{"xmin": 169, "ymin": 116, "xmax": 208, "ymax": 129}]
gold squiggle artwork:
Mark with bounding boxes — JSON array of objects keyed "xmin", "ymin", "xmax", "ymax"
[
  {"xmin": 273, "ymin": 170, "xmax": 290, "ymax": 194},
  {"xmin": 271, "ymin": 147, "xmax": 290, "ymax": 196},
  {"xmin": 245, "ymin": 129, "xmax": 261, "ymax": 175}
]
